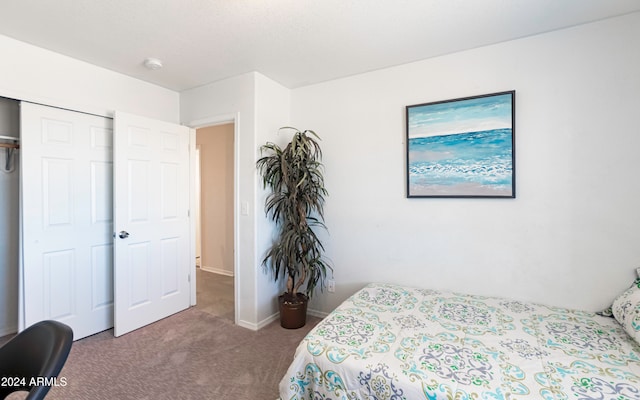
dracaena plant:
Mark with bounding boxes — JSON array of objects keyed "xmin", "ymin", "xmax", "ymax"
[{"xmin": 257, "ymin": 127, "xmax": 332, "ymax": 301}]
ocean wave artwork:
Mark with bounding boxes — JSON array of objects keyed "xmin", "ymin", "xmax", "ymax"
[{"xmin": 406, "ymin": 91, "xmax": 515, "ymax": 197}]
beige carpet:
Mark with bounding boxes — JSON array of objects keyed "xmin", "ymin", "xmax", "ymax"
[
  {"xmin": 46, "ymin": 308, "xmax": 319, "ymax": 399},
  {"xmin": 4, "ymin": 270, "xmax": 320, "ymax": 400},
  {"xmin": 195, "ymin": 268, "xmax": 235, "ymax": 322}
]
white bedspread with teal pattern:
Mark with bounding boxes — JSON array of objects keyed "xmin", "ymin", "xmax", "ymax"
[{"xmin": 279, "ymin": 283, "xmax": 640, "ymax": 399}]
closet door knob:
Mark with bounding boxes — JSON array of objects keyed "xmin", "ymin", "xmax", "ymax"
[{"xmin": 118, "ymin": 231, "xmax": 130, "ymax": 239}]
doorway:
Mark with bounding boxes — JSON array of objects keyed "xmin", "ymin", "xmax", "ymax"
[{"xmin": 194, "ymin": 123, "xmax": 235, "ymax": 322}]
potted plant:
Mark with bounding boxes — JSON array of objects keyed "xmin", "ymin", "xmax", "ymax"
[{"xmin": 257, "ymin": 127, "xmax": 332, "ymax": 329}]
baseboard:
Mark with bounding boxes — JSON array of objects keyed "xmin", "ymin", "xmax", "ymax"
[
  {"xmin": 237, "ymin": 313, "xmax": 279, "ymax": 331},
  {"xmin": 0, "ymin": 324, "xmax": 17, "ymax": 337},
  {"xmin": 258, "ymin": 313, "xmax": 280, "ymax": 329},
  {"xmin": 307, "ymin": 308, "xmax": 329, "ymax": 319},
  {"xmin": 237, "ymin": 309, "xmax": 326, "ymax": 332},
  {"xmin": 199, "ymin": 266, "xmax": 234, "ymax": 277},
  {"xmin": 236, "ymin": 320, "xmax": 259, "ymax": 331}
]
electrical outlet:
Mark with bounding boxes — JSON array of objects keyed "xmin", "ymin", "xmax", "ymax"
[{"xmin": 327, "ymin": 279, "xmax": 335, "ymax": 293}]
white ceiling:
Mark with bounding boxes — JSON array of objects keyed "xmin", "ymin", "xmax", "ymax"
[{"xmin": 0, "ymin": 0, "xmax": 639, "ymax": 92}]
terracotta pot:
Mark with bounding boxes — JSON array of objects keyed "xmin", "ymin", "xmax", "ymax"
[{"xmin": 278, "ymin": 293, "xmax": 308, "ymax": 329}]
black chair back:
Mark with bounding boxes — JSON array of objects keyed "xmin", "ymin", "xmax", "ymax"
[{"xmin": 0, "ymin": 320, "xmax": 73, "ymax": 400}]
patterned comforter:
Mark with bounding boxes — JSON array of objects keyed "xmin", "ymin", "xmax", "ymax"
[{"xmin": 279, "ymin": 283, "xmax": 640, "ymax": 399}]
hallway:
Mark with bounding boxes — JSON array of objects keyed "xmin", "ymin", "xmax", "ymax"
[{"xmin": 195, "ymin": 268, "xmax": 234, "ymax": 322}]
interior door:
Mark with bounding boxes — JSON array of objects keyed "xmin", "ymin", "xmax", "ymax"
[
  {"xmin": 21, "ymin": 102, "xmax": 114, "ymax": 340},
  {"xmin": 113, "ymin": 111, "xmax": 191, "ymax": 336}
]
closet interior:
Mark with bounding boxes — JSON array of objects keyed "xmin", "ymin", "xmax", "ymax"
[{"xmin": 0, "ymin": 97, "xmax": 20, "ymax": 337}]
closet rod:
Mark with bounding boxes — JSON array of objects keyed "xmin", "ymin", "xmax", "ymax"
[
  {"xmin": 0, "ymin": 135, "xmax": 19, "ymax": 141},
  {"xmin": 0, "ymin": 135, "xmax": 20, "ymax": 149}
]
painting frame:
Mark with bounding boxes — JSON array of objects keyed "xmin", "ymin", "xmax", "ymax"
[{"xmin": 406, "ymin": 90, "xmax": 515, "ymax": 198}]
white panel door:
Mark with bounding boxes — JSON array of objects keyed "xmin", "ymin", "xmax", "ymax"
[
  {"xmin": 21, "ymin": 102, "xmax": 114, "ymax": 340},
  {"xmin": 113, "ymin": 111, "xmax": 191, "ymax": 337}
]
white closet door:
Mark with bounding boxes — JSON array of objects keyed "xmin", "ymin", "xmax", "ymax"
[
  {"xmin": 21, "ymin": 102, "xmax": 114, "ymax": 340},
  {"xmin": 113, "ymin": 111, "xmax": 191, "ymax": 337}
]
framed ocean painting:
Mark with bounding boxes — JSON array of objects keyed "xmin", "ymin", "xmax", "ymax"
[{"xmin": 406, "ymin": 91, "xmax": 515, "ymax": 198}]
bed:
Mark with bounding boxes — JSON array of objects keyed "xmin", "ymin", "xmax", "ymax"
[{"xmin": 279, "ymin": 282, "xmax": 640, "ymax": 399}]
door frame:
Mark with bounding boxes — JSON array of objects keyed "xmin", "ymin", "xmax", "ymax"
[
  {"xmin": 194, "ymin": 145, "xmax": 202, "ymax": 269},
  {"xmin": 17, "ymin": 104, "xmax": 195, "ymax": 338},
  {"xmin": 8, "ymin": 89, "xmax": 200, "ymax": 335},
  {"xmin": 186, "ymin": 112, "xmax": 240, "ymax": 325}
]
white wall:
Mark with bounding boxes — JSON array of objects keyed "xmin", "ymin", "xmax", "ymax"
[
  {"xmin": 292, "ymin": 12, "xmax": 640, "ymax": 314},
  {"xmin": 0, "ymin": 35, "xmax": 179, "ymax": 121},
  {"xmin": 0, "ymin": 98, "xmax": 19, "ymax": 336},
  {"xmin": 0, "ymin": 34, "xmax": 181, "ymax": 336},
  {"xmin": 4, "ymin": 12, "xmax": 637, "ymax": 331},
  {"xmin": 254, "ymin": 73, "xmax": 292, "ymax": 324},
  {"xmin": 181, "ymin": 72, "xmax": 290, "ymax": 328}
]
